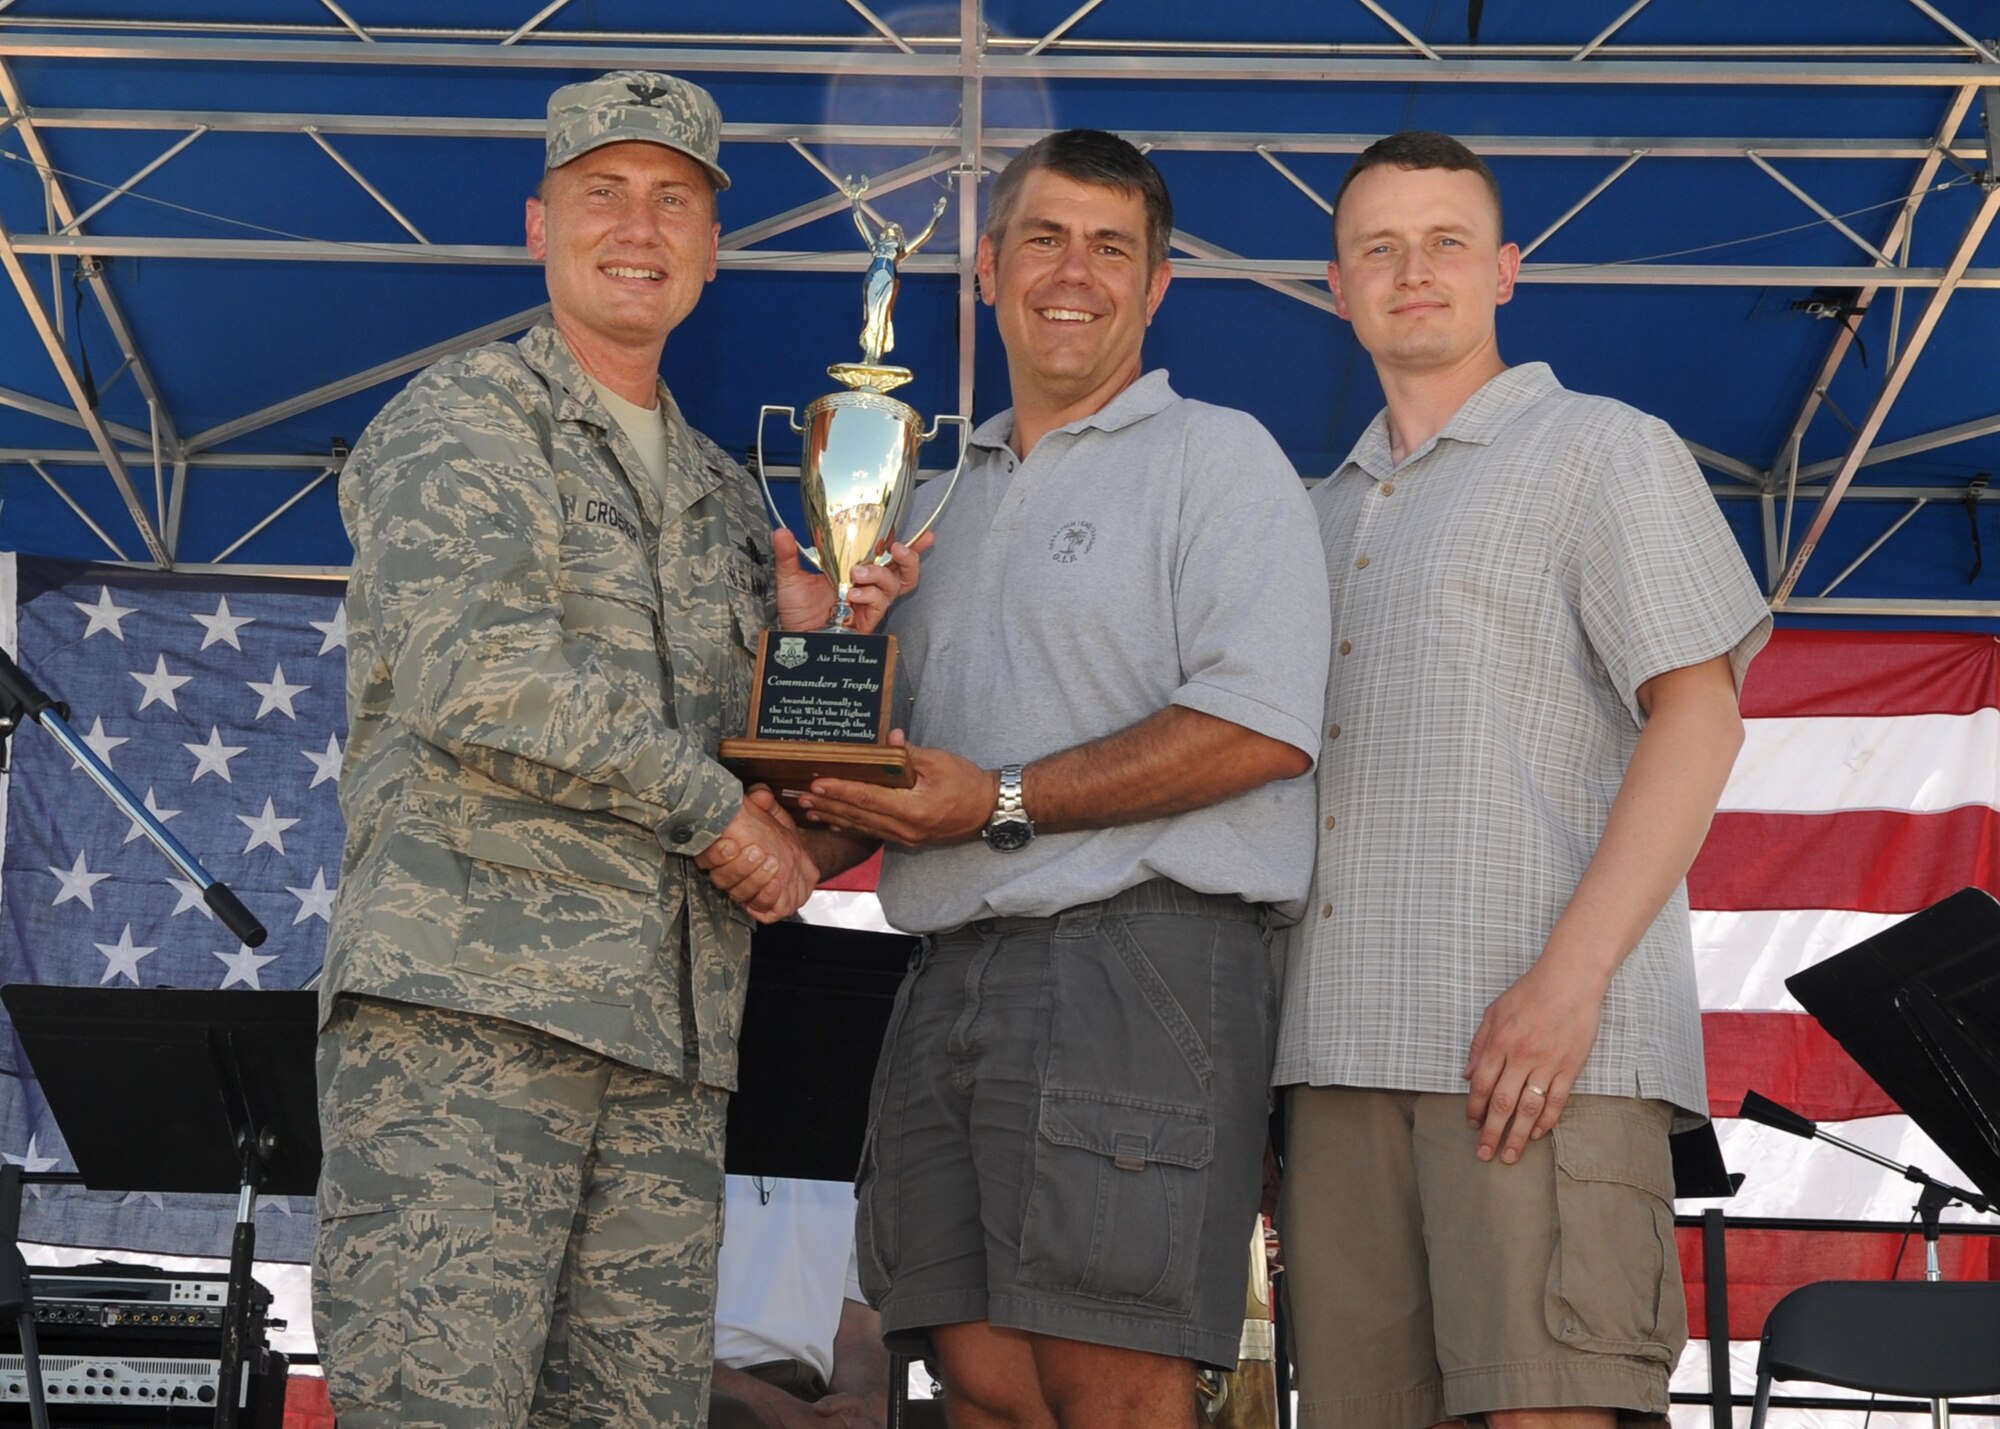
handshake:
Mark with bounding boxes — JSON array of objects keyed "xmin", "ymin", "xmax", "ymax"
[{"xmin": 695, "ymin": 787, "xmax": 821, "ymax": 924}]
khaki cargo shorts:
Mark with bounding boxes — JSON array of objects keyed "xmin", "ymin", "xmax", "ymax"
[{"xmin": 1278, "ymin": 1086, "xmax": 1685, "ymax": 1429}]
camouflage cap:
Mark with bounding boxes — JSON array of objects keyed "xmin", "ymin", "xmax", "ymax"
[{"xmin": 545, "ymin": 71, "xmax": 731, "ymax": 191}]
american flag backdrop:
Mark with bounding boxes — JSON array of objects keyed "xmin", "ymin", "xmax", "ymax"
[
  {"xmin": 0, "ymin": 555, "xmax": 1996, "ymax": 1421},
  {"xmin": 0, "ymin": 552, "xmax": 343, "ymax": 1263},
  {"xmin": 1665, "ymin": 630, "xmax": 2000, "ymax": 1423}
]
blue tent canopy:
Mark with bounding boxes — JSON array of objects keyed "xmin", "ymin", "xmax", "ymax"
[{"xmin": 0, "ymin": 1, "xmax": 1996, "ymax": 626}]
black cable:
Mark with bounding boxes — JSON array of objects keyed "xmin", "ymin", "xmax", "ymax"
[
  {"xmin": 1966, "ymin": 474, "xmax": 1988, "ymax": 584},
  {"xmin": 70, "ymin": 262, "xmax": 97, "ymax": 410}
]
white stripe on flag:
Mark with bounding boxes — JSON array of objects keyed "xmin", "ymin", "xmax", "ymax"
[
  {"xmin": 802, "ymin": 888, "xmax": 898, "ymax": 932},
  {"xmin": 1723, "ymin": 711, "xmax": 2000, "ymax": 814},
  {"xmin": 1672, "ymin": 1343, "xmax": 2000, "ymax": 1427},
  {"xmin": 1692, "ymin": 908, "xmax": 1909, "ymax": 1013}
]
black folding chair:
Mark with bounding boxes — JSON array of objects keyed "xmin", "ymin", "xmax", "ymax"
[{"xmin": 1748, "ymin": 1280, "xmax": 2000, "ymax": 1427}]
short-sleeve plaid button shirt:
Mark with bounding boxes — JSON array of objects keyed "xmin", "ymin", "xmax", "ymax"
[{"xmin": 1274, "ymin": 364, "xmax": 1770, "ymax": 1125}]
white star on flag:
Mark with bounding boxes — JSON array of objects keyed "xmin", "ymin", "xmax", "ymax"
[
  {"xmin": 287, "ymin": 868, "xmax": 337, "ymax": 925},
  {"xmin": 214, "ymin": 944, "xmax": 278, "ymax": 990},
  {"xmin": 95, "ymin": 925, "xmax": 157, "ymax": 985},
  {"xmin": 247, "ymin": 663, "xmax": 309, "ymax": 720},
  {"xmin": 302, "ymin": 732, "xmax": 344, "ymax": 788},
  {"xmin": 238, "ymin": 797, "xmax": 300, "ymax": 855},
  {"xmin": 308, "ymin": 604, "xmax": 348, "ymax": 654},
  {"xmin": 74, "ymin": 587, "xmax": 135, "ymax": 640},
  {"xmin": 184, "ymin": 726, "xmax": 247, "ymax": 783},
  {"xmin": 123, "ymin": 786, "xmax": 183, "ymax": 845},
  {"xmin": 166, "ymin": 877, "xmax": 216, "ymax": 920},
  {"xmin": 74, "ymin": 716, "xmax": 128, "ymax": 771},
  {"xmin": 3, "ymin": 1137, "xmax": 61, "ymax": 1173},
  {"xmin": 48, "ymin": 850, "xmax": 110, "ymax": 910},
  {"xmin": 130, "ymin": 653, "xmax": 194, "ymax": 712},
  {"xmin": 116, "ymin": 1191, "xmax": 167, "ymax": 1211},
  {"xmin": 190, "ymin": 595, "xmax": 255, "ymax": 651}
]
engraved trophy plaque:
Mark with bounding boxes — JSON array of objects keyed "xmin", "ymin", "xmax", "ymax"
[{"xmin": 720, "ymin": 182, "xmax": 967, "ymax": 797}]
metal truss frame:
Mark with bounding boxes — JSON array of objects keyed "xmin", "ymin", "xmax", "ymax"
[{"xmin": 0, "ymin": 0, "xmax": 1993, "ymax": 611}]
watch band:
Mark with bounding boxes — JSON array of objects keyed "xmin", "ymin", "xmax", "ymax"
[
  {"xmin": 983, "ymin": 763, "xmax": 1034, "ymax": 850},
  {"xmin": 994, "ymin": 764, "xmax": 1026, "ymax": 820}
]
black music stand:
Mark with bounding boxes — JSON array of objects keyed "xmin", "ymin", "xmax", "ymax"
[
  {"xmin": 727, "ymin": 920, "xmax": 918, "ymax": 1181},
  {"xmin": 0, "ymin": 985, "xmax": 317, "ymax": 1429},
  {"xmin": 1786, "ymin": 886, "xmax": 2000, "ymax": 1207}
]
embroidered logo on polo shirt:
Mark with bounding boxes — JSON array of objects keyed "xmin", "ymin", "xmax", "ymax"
[{"xmin": 1049, "ymin": 521, "xmax": 1097, "ymax": 563}]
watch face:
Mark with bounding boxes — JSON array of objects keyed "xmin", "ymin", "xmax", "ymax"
[{"xmin": 985, "ymin": 819, "xmax": 1033, "ymax": 852}]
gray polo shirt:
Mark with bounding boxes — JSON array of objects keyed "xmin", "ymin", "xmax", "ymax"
[
  {"xmin": 877, "ymin": 370, "xmax": 1331, "ymax": 935},
  {"xmin": 1273, "ymin": 363, "xmax": 1770, "ymax": 1124}
]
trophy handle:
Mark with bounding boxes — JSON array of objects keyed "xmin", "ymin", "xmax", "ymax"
[
  {"xmin": 895, "ymin": 413, "xmax": 972, "ymax": 554},
  {"xmin": 754, "ymin": 403, "xmax": 820, "ymax": 570}
]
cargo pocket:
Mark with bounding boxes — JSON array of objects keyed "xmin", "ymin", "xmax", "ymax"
[
  {"xmin": 314, "ymin": 1142, "xmax": 499, "ymax": 1411},
  {"xmin": 453, "ymin": 826, "xmax": 660, "ymax": 1008},
  {"xmin": 855, "ymin": 948, "xmax": 927, "ymax": 1302},
  {"xmin": 1544, "ymin": 1104, "xmax": 1685, "ymax": 1365},
  {"xmin": 1018, "ymin": 1090, "xmax": 1214, "ymax": 1311}
]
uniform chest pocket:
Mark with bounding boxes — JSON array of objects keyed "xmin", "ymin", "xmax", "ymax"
[
  {"xmin": 728, "ymin": 584, "xmax": 768, "ymax": 656},
  {"xmin": 558, "ymin": 493, "xmax": 651, "ymax": 578},
  {"xmin": 554, "ymin": 571, "xmax": 662, "ymax": 669}
]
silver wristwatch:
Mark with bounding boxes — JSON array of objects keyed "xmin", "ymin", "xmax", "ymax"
[{"xmin": 982, "ymin": 764, "xmax": 1035, "ymax": 852}]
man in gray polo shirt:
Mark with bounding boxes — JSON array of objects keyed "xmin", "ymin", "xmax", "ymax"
[
  {"xmin": 1276, "ymin": 131, "xmax": 1770, "ymax": 1429},
  {"xmin": 799, "ymin": 129, "xmax": 1329, "ymax": 1429}
]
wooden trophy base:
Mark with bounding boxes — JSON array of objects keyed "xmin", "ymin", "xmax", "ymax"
[{"xmin": 719, "ymin": 737, "xmax": 914, "ymax": 801}]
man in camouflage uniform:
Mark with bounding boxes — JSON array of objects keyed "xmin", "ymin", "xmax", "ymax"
[{"xmin": 315, "ymin": 72, "xmax": 899, "ymax": 1428}]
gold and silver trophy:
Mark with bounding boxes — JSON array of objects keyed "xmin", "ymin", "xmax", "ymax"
[{"xmin": 719, "ymin": 182, "xmax": 967, "ymax": 796}]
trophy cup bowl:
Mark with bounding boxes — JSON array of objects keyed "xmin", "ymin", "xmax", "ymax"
[
  {"xmin": 718, "ymin": 388, "xmax": 967, "ymax": 796},
  {"xmin": 797, "ymin": 389, "xmax": 926, "ymax": 631}
]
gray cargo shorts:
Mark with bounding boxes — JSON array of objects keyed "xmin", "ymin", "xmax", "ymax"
[{"xmin": 855, "ymin": 879, "xmax": 1278, "ymax": 1369}]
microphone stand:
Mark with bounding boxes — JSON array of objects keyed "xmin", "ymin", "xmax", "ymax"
[
  {"xmin": 0, "ymin": 650, "xmax": 266, "ymax": 947},
  {"xmin": 1741, "ymin": 1089, "xmax": 1995, "ymax": 1428}
]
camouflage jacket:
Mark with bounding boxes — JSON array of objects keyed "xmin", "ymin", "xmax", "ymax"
[{"xmin": 324, "ymin": 317, "xmax": 774, "ymax": 1087}]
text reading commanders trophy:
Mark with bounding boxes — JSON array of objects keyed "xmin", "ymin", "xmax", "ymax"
[{"xmin": 720, "ymin": 182, "xmax": 967, "ymax": 798}]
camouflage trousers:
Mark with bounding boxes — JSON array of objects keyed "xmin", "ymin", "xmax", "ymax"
[{"xmin": 313, "ymin": 995, "xmax": 727, "ymax": 1429}]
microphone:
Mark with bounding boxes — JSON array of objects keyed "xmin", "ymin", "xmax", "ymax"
[
  {"xmin": 1738, "ymin": 1089, "xmax": 1819, "ymax": 1140},
  {"xmin": 1739, "ymin": 1088, "xmax": 1992, "ymax": 1215}
]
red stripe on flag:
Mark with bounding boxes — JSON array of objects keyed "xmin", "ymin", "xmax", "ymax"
[
  {"xmin": 1700, "ymin": 1009, "xmax": 1898, "ymax": 1122},
  {"xmin": 818, "ymin": 847, "xmax": 883, "ymax": 893},
  {"xmin": 1679, "ymin": 1223, "xmax": 2000, "ymax": 1341},
  {"xmin": 1740, "ymin": 630, "xmax": 2000, "ymax": 718},
  {"xmin": 1690, "ymin": 808, "xmax": 2000, "ymax": 913}
]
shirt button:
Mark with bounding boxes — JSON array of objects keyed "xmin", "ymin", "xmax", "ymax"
[
  {"xmin": 1327, "ymin": 723, "xmax": 1341, "ymax": 739},
  {"xmin": 1338, "ymin": 640, "xmax": 1353, "ymax": 656},
  {"xmin": 669, "ymin": 824, "xmax": 695, "ymax": 845},
  {"xmin": 1322, "ymin": 816, "xmax": 1336, "ymax": 831},
  {"xmin": 1381, "ymin": 481, "xmax": 1396, "ymax": 496},
  {"xmin": 1320, "ymin": 902, "xmax": 1333, "ymax": 919},
  {"xmin": 1355, "ymin": 555, "xmax": 1369, "ymax": 570}
]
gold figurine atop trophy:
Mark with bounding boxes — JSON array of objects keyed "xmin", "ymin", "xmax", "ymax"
[
  {"xmin": 847, "ymin": 183, "xmax": 949, "ymax": 382},
  {"xmin": 719, "ymin": 180, "xmax": 968, "ymax": 796}
]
